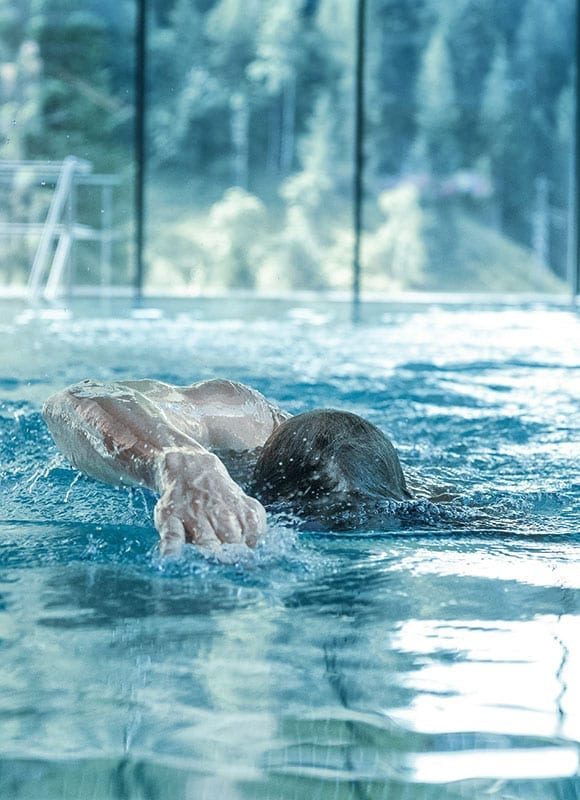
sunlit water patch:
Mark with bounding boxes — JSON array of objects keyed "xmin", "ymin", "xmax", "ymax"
[{"xmin": 0, "ymin": 299, "xmax": 579, "ymax": 799}]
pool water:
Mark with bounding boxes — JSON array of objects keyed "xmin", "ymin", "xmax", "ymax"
[{"xmin": 0, "ymin": 298, "xmax": 579, "ymax": 800}]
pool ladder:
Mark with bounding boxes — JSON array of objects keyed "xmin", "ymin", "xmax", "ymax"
[
  {"xmin": 27, "ymin": 156, "xmax": 93, "ymax": 301},
  {"xmin": 0, "ymin": 157, "xmax": 121, "ymax": 302}
]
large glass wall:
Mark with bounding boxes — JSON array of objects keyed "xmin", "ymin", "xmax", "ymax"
[
  {"xmin": 145, "ymin": 0, "xmax": 356, "ymax": 293},
  {"xmin": 363, "ymin": 0, "xmax": 575, "ymax": 293},
  {"xmin": 0, "ymin": 0, "xmax": 134, "ymax": 290},
  {"xmin": 0, "ymin": 0, "xmax": 576, "ymax": 296}
]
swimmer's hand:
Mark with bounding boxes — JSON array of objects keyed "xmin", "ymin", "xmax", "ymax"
[{"xmin": 153, "ymin": 450, "xmax": 267, "ymax": 556}]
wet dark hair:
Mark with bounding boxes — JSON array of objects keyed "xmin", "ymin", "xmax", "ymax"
[{"xmin": 252, "ymin": 410, "xmax": 412, "ymax": 525}]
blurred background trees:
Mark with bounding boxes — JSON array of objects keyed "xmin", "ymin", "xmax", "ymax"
[{"xmin": 0, "ymin": 0, "xmax": 573, "ymax": 293}]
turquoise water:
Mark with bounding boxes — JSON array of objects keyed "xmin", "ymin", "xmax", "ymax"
[{"xmin": 0, "ymin": 298, "xmax": 579, "ymax": 799}]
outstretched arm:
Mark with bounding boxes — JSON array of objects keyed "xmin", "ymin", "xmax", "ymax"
[{"xmin": 42, "ymin": 381, "xmax": 267, "ymax": 554}]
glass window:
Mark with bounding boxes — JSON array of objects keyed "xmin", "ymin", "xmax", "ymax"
[
  {"xmin": 146, "ymin": 0, "xmax": 356, "ymax": 294},
  {"xmin": 0, "ymin": 0, "xmax": 134, "ymax": 293},
  {"xmin": 0, "ymin": 0, "xmax": 576, "ymax": 296},
  {"xmin": 364, "ymin": 0, "xmax": 575, "ymax": 293}
]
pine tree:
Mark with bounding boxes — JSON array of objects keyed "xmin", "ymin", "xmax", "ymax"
[
  {"xmin": 552, "ymin": 78, "xmax": 574, "ymax": 278},
  {"xmin": 415, "ymin": 24, "xmax": 458, "ymax": 176},
  {"xmin": 506, "ymin": 0, "xmax": 574, "ymax": 245},
  {"xmin": 481, "ymin": 43, "xmax": 512, "ymax": 230},
  {"xmin": 248, "ymin": 0, "xmax": 335, "ymax": 178},
  {"xmin": 248, "ymin": 0, "xmax": 302, "ymax": 176},
  {"xmin": 447, "ymin": 0, "xmax": 495, "ymax": 166},
  {"xmin": 204, "ymin": 0, "xmax": 262, "ymax": 185},
  {"xmin": 0, "ymin": 0, "xmax": 42, "ymax": 160},
  {"xmin": 149, "ymin": 0, "xmax": 217, "ymax": 168},
  {"xmin": 367, "ymin": 0, "xmax": 428, "ymax": 177},
  {"xmin": 0, "ymin": 0, "xmax": 30, "ymax": 60},
  {"xmin": 27, "ymin": 0, "xmax": 118, "ymax": 167}
]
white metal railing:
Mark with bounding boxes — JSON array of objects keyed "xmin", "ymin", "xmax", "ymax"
[
  {"xmin": 0, "ymin": 158, "xmax": 122, "ymax": 301},
  {"xmin": 0, "ymin": 159, "xmax": 86, "ymax": 174},
  {"xmin": 27, "ymin": 156, "xmax": 89, "ymax": 299}
]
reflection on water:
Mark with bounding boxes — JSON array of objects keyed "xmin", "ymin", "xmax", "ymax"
[{"xmin": 0, "ymin": 299, "xmax": 579, "ymax": 799}]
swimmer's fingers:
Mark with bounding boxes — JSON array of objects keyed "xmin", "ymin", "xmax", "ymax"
[
  {"xmin": 158, "ymin": 515, "xmax": 186, "ymax": 558},
  {"xmin": 161, "ymin": 511, "xmax": 222, "ymax": 554},
  {"xmin": 196, "ymin": 499, "xmax": 264, "ymax": 547},
  {"xmin": 182, "ymin": 512, "xmax": 222, "ymax": 551},
  {"xmin": 237, "ymin": 496, "xmax": 267, "ymax": 548},
  {"xmin": 154, "ymin": 480, "xmax": 264, "ymax": 553},
  {"xmin": 202, "ymin": 497, "xmax": 258, "ymax": 546},
  {"xmin": 155, "ymin": 498, "xmax": 194, "ymax": 556},
  {"xmin": 212, "ymin": 509, "xmax": 244, "ymax": 545}
]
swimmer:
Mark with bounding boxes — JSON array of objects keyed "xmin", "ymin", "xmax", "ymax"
[{"xmin": 43, "ymin": 378, "xmax": 431, "ymax": 555}]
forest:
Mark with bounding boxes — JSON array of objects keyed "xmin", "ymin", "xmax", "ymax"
[{"xmin": 0, "ymin": 0, "xmax": 574, "ymax": 293}]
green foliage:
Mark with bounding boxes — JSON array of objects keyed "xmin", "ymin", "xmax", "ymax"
[
  {"xmin": 447, "ymin": 0, "xmax": 496, "ymax": 165},
  {"xmin": 206, "ymin": 0, "xmax": 262, "ymax": 83},
  {"xmin": 480, "ymin": 44, "xmax": 514, "ymax": 231},
  {"xmin": 433, "ymin": 214, "xmax": 565, "ymax": 292},
  {"xmin": 0, "ymin": 0, "xmax": 575, "ymax": 292},
  {"xmin": 259, "ymin": 204, "xmax": 327, "ymax": 291},
  {"xmin": 415, "ymin": 25, "xmax": 458, "ymax": 175},
  {"xmin": 364, "ymin": 184, "xmax": 426, "ymax": 290},
  {"xmin": 149, "ymin": 0, "xmax": 225, "ymax": 169},
  {"xmin": 367, "ymin": 0, "xmax": 428, "ymax": 175},
  {"xmin": 0, "ymin": 41, "xmax": 42, "ymax": 159},
  {"xmin": 21, "ymin": 3, "xmax": 127, "ymax": 169},
  {"xmin": 283, "ymin": 93, "xmax": 337, "ymax": 209},
  {"xmin": 198, "ymin": 188, "xmax": 269, "ymax": 289},
  {"xmin": 0, "ymin": 0, "xmax": 29, "ymax": 59},
  {"xmin": 481, "ymin": 44, "xmax": 511, "ymax": 143},
  {"xmin": 248, "ymin": 0, "xmax": 303, "ymax": 94}
]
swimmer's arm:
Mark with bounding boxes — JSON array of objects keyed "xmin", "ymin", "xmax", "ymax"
[
  {"xmin": 120, "ymin": 378, "xmax": 289, "ymax": 452},
  {"xmin": 42, "ymin": 381, "xmax": 203, "ymax": 487},
  {"xmin": 42, "ymin": 382, "xmax": 266, "ymax": 553}
]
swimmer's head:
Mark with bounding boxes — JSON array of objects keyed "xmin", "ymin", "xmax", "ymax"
[{"xmin": 252, "ymin": 409, "xmax": 412, "ymax": 520}]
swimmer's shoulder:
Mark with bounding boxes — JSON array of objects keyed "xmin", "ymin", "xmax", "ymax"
[
  {"xmin": 181, "ymin": 379, "xmax": 291, "ymax": 425},
  {"xmin": 60, "ymin": 377, "xmax": 290, "ymax": 432},
  {"xmin": 64, "ymin": 378, "xmax": 171, "ymax": 399}
]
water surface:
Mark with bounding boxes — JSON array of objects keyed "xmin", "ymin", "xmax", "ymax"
[{"xmin": 0, "ymin": 298, "xmax": 579, "ymax": 799}]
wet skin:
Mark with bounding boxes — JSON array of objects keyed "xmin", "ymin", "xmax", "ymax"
[{"xmin": 43, "ymin": 379, "xmax": 289, "ymax": 555}]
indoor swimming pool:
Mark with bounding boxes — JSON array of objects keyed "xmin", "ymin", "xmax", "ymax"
[{"xmin": 0, "ymin": 298, "xmax": 579, "ymax": 799}]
